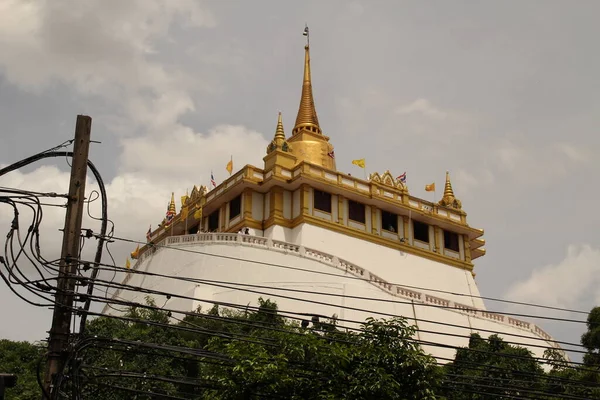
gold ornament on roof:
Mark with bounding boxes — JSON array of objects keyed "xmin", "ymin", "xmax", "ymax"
[
  {"xmin": 190, "ymin": 185, "xmax": 208, "ymax": 201},
  {"xmin": 168, "ymin": 192, "xmax": 176, "ymax": 214},
  {"xmin": 267, "ymin": 112, "xmax": 291, "ymax": 154},
  {"xmin": 369, "ymin": 170, "xmax": 408, "ymax": 192},
  {"xmin": 438, "ymin": 171, "xmax": 462, "ymax": 210}
]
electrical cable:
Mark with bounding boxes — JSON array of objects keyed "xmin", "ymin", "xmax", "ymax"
[{"xmin": 101, "ymin": 232, "xmax": 591, "ymax": 316}]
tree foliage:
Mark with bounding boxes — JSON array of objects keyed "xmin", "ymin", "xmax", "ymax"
[
  {"xmin": 75, "ymin": 297, "xmax": 440, "ymax": 399},
  {"xmin": 0, "ymin": 339, "xmax": 44, "ymax": 400},
  {"xmin": 441, "ymin": 333, "xmax": 545, "ymax": 399},
  {"xmin": 3, "ymin": 302, "xmax": 600, "ymax": 399}
]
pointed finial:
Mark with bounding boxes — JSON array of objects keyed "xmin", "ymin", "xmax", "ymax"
[
  {"xmin": 444, "ymin": 171, "xmax": 454, "ymax": 199},
  {"xmin": 293, "ymin": 28, "xmax": 321, "ymax": 136},
  {"xmin": 169, "ymin": 192, "xmax": 176, "ymax": 213},
  {"xmin": 275, "ymin": 112, "xmax": 285, "ymax": 141},
  {"xmin": 439, "ymin": 171, "xmax": 462, "ymax": 210}
]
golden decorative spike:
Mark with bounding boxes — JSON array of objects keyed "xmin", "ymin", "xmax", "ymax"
[
  {"xmin": 439, "ymin": 171, "xmax": 462, "ymax": 210},
  {"xmin": 293, "ymin": 45, "xmax": 321, "ymax": 135},
  {"xmin": 275, "ymin": 111, "xmax": 285, "ymax": 143},
  {"xmin": 169, "ymin": 192, "xmax": 176, "ymax": 214},
  {"xmin": 443, "ymin": 171, "xmax": 455, "ymax": 199}
]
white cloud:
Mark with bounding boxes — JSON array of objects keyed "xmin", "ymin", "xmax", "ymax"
[
  {"xmin": 0, "ymin": 0, "xmax": 219, "ymax": 154},
  {"xmin": 452, "ymin": 168, "xmax": 495, "ymax": 198},
  {"xmin": 396, "ymin": 98, "xmax": 449, "ymax": 120},
  {"xmin": 119, "ymin": 124, "xmax": 268, "ymax": 182},
  {"xmin": 0, "ymin": 0, "xmax": 215, "ymax": 93},
  {"xmin": 504, "ymin": 244, "xmax": 600, "ymax": 310},
  {"xmin": 490, "ymin": 137, "xmax": 591, "ymax": 187}
]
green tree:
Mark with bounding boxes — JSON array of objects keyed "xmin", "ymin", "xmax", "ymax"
[
  {"xmin": 582, "ymin": 306, "xmax": 600, "ymax": 369},
  {"xmin": 0, "ymin": 339, "xmax": 44, "ymax": 400},
  {"xmin": 75, "ymin": 297, "xmax": 440, "ymax": 399},
  {"xmin": 441, "ymin": 333, "xmax": 545, "ymax": 399},
  {"xmin": 543, "ymin": 306, "xmax": 600, "ymax": 398}
]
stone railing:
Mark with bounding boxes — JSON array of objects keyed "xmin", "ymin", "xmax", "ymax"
[{"xmin": 119, "ymin": 232, "xmax": 560, "ymax": 350}]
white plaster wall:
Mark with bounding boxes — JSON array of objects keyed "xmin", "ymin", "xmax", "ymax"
[
  {"xmin": 114, "ymin": 240, "xmax": 557, "ymax": 363},
  {"xmin": 252, "ymin": 192, "xmax": 264, "ymax": 221},
  {"xmin": 293, "ymin": 223, "xmax": 486, "ymax": 309}
]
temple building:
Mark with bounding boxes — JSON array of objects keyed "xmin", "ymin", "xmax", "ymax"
[{"xmin": 108, "ymin": 38, "xmax": 563, "ymax": 363}]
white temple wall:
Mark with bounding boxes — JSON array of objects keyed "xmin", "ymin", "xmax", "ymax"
[{"xmin": 114, "ymin": 241, "xmax": 554, "ymax": 363}]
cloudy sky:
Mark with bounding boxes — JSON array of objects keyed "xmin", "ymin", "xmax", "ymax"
[{"xmin": 1, "ymin": 0, "xmax": 598, "ymax": 358}]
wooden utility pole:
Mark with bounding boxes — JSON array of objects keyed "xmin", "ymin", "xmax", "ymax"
[{"xmin": 43, "ymin": 115, "xmax": 92, "ymax": 398}]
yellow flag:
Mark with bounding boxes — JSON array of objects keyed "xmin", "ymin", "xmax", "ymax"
[
  {"xmin": 181, "ymin": 195, "xmax": 187, "ymax": 207},
  {"xmin": 352, "ymin": 158, "xmax": 366, "ymax": 168},
  {"xmin": 226, "ymin": 157, "xmax": 233, "ymax": 175},
  {"xmin": 425, "ymin": 183, "xmax": 436, "ymax": 192},
  {"xmin": 125, "ymin": 258, "xmax": 131, "ymax": 269},
  {"xmin": 130, "ymin": 245, "xmax": 140, "ymax": 260},
  {"xmin": 194, "ymin": 206, "xmax": 203, "ymax": 220},
  {"xmin": 180, "ymin": 205, "xmax": 189, "ymax": 220}
]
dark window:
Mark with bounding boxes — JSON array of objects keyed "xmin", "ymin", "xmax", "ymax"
[
  {"xmin": 189, "ymin": 224, "xmax": 199, "ymax": 234},
  {"xmin": 313, "ymin": 190, "xmax": 332, "ymax": 213},
  {"xmin": 444, "ymin": 230, "xmax": 460, "ymax": 252},
  {"xmin": 208, "ymin": 211, "xmax": 219, "ymax": 231},
  {"xmin": 348, "ymin": 200, "xmax": 366, "ymax": 223},
  {"xmin": 381, "ymin": 210, "xmax": 398, "ymax": 233},
  {"xmin": 413, "ymin": 220, "xmax": 429, "ymax": 243},
  {"xmin": 229, "ymin": 195, "xmax": 242, "ymax": 219}
]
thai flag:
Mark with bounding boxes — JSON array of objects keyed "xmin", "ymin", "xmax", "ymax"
[
  {"xmin": 397, "ymin": 172, "xmax": 407, "ymax": 183},
  {"xmin": 211, "ymin": 171, "xmax": 216, "ymax": 188},
  {"xmin": 165, "ymin": 209, "xmax": 175, "ymax": 224}
]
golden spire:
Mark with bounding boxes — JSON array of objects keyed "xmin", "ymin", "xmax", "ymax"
[
  {"xmin": 169, "ymin": 192, "xmax": 176, "ymax": 214},
  {"xmin": 443, "ymin": 171, "xmax": 455, "ymax": 199},
  {"xmin": 275, "ymin": 112, "xmax": 285, "ymax": 144},
  {"xmin": 439, "ymin": 171, "xmax": 462, "ymax": 210},
  {"xmin": 293, "ymin": 43, "xmax": 321, "ymax": 135}
]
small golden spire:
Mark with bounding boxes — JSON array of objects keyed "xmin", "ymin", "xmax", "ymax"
[
  {"xmin": 443, "ymin": 171, "xmax": 455, "ymax": 199},
  {"xmin": 169, "ymin": 192, "xmax": 176, "ymax": 214},
  {"xmin": 275, "ymin": 112, "xmax": 285, "ymax": 144},
  {"xmin": 439, "ymin": 171, "xmax": 462, "ymax": 210},
  {"xmin": 293, "ymin": 44, "xmax": 321, "ymax": 135}
]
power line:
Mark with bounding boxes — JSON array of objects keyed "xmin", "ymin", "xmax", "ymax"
[{"xmin": 100, "ymin": 232, "xmax": 591, "ymax": 316}]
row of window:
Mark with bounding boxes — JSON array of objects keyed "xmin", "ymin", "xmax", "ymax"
[
  {"xmin": 314, "ymin": 190, "xmax": 460, "ymax": 252},
  {"xmin": 206, "ymin": 190, "xmax": 461, "ymax": 253}
]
